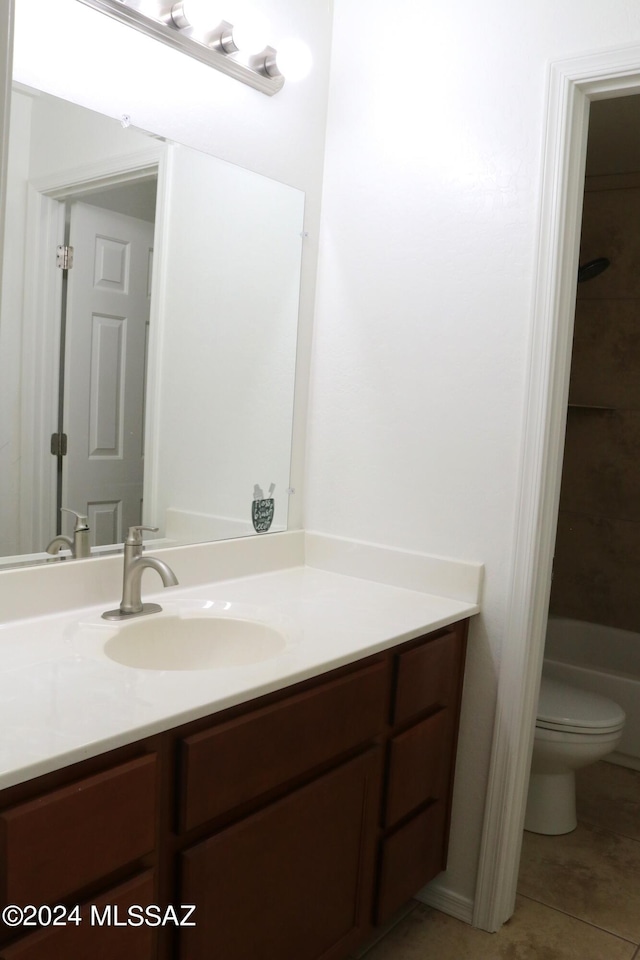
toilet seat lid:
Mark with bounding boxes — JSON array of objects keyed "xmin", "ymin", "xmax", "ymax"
[{"xmin": 537, "ymin": 676, "xmax": 625, "ymax": 733}]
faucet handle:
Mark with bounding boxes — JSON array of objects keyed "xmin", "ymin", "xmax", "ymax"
[
  {"xmin": 61, "ymin": 507, "xmax": 89, "ymax": 530},
  {"xmin": 125, "ymin": 525, "xmax": 159, "ymax": 546}
]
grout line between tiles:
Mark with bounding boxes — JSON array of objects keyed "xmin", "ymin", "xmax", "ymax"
[
  {"xmin": 579, "ymin": 825, "xmax": 640, "ymax": 847},
  {"xmin": 350, "ymin": 901, "xmax": 420, "ymax": 958},
  {"xmin": 575, "ymin": 809, "xmax": 640, "ymax": 843},
  {"xmin": 516, "ymin": 892, "xmax": 640, "ymax": 947}
]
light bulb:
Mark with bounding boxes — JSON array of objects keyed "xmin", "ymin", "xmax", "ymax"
[
  {"xmin": 170, "ymin": 0, "xmax": 222, "ymax": 37},
  {"xmin": 226, "ymin": 1, "xmax": 271, "ymax": 53},
  {"xmin": 274, "ymin": 38, "xmax": 312, "ymax": 82},
  {"xmin": 137, "ymin": 0, "xmax": 163, "ymax": 16}
]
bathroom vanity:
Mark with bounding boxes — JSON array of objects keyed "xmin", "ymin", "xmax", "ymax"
[{"xmin": 0, "ymin": 561, "xmax": 473, "ymax": 960}]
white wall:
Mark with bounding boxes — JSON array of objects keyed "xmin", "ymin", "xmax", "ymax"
[{"xmin": 308, "ymin": 0, "xmax": 640, "ymax": 911}]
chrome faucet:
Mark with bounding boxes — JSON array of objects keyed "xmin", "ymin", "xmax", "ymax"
[
  {"xmin": 102, "ymin": 525, "xmax": 178, "ymax": 621},
  {"xmin": 46, "ymin": 508, "xmax": 91, "ymax": 559}
]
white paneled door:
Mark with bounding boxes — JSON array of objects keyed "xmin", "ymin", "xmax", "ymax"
[{"xmin": 62, "ymin": 202, "xmax": 154, "ymax": 546}]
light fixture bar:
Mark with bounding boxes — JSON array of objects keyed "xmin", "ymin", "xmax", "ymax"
[{"xmin": 75, "ymin": 0, "xmax": 285, "ymax": 96}]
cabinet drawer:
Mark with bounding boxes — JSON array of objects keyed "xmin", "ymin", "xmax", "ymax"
[
  {"xmin": 384, "ymin": 709, "xmax": 450, "ymax": 827},
  {"xmin": 0, "ymin": 871, "xmax": 156, "ymax": 960},
  {"xmin": 393, "ymin": 629, "xmax": 460, "ymax": 725},
  {"xmin": 180, "ymin": 748, "xmax": 382, "ymax": 960},
  {"xmin": 0, "ymin": 755, "xmax": 156, "ymax": 906},
  {"xmin": 180, "ymin": 660, "xmax": 386, "ymax": 831},
  {"xmin": 376, "ymin": 802, "xmax": 447, "ymax": 925}
]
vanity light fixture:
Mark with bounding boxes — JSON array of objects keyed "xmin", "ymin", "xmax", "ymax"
[{"xmin": 75, "ymin": 0, "xmax": 287, "ymax": 95}]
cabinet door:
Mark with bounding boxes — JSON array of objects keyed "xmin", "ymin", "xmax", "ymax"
[{"xmin": 180, "ymin": 749, "xmax": 382, "ymax": 960}]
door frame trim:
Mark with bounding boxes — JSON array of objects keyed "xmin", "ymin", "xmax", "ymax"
[
  {"xmin": 19, "ymin": 147, "xmax": 163, "ymax": 551},
  {"xmin": 472, "ymin": 43, "xmax": 640, "ymax": 932}
]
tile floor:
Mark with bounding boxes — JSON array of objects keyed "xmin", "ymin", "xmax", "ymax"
[{"xmin": 358, "ymin": 761, "xmax": 640, "ymax": 959}]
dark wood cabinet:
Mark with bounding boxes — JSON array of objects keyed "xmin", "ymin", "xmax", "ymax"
[
  {"xmin": 0, "ymin": 618, "xmax": 468, "ymax": 960},
  {"xmin": 180, "ymin": 749, "xmax": 382, "ymax": 960},
  {"xmin": 0, "ymin": 872, "xmax": 157, "ymax": 960},
  {"xmin": 377, "ymin": 802, "xmax": 448, "ymax": 922},
  {"xmin": 376, "ymin": 624, "xmax": 466, "ymax": 924},
  {"xmin": 0, "ymin": 756, "xmax": 157, "ymax": 906},
  {"xmin": 179, "ymin": 659, "xmax": 387, "ymax": 832},
  {"xmin": 384, "ymin": 709, "xmax": 449, "ymax": 827}
]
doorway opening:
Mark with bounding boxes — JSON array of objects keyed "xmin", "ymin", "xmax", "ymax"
[
  {"xmin": 545, "ymin": 93, "xmax": 640, "ymax": 723},
  {"xmin": 474, "ymin": 47, "xmax": 640, "ymax": 934},
  {"xmin": 514, "ymin": 91, "xmax": 640, "ymax": 938}
]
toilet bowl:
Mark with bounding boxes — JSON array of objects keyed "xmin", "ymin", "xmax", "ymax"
[{"xmin": 524, "ymin": 675, "xmax": 625, "ymax": 835}]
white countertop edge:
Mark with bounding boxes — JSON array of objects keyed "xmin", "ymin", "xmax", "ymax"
[
  {"xmin": 0, "ymin": 600, "xmax": 477, "ymax": 792},
  {"xmin": 0, "ymin": 563, "xmax": 479, "ymax": 792}
]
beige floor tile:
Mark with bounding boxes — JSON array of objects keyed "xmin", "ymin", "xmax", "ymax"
[
  {"xmin": 576, "ymin": 761, "xmax": 640, "ymax": 842},
  {"xmin": 359, "ymin": 897, "xmax": 636, "ymax": 960},
  {"xmin": 519, "ymin": 823, "xmax": 640, "ymax": 941}
]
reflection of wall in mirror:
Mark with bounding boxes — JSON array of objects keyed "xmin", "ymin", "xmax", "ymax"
[
  {"xmin": 0, "ymin": 93, "xmax": 30, "ymax": 557},
  {"xmin": 145, "ymin": 143, "xmax": 304, "ymax": 545}
]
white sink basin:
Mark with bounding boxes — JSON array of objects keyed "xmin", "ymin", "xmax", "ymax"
[{"xmin": 103, "ymin": 613, "xmax": 288, "ymax": 670}]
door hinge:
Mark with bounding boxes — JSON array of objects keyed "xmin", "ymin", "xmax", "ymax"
[
  {"xmin": 50, "ymin": 432, "xmax": 68, "ymax": 457},
  {"xmin": 56, "ymin": 244, "xmax": 74, "ymax": 270}
]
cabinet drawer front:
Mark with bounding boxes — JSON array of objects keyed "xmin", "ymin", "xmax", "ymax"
[
  {"xmin": 393, "ymin": 629, "xmax": 460, "ymax": 725},
  {"xmin": 0, "ymin": 871, "xmax": 156, "ymax": 960},
  {"xmin": 180, "ymin": 660, "xmax": 386, "ymax": 831},
  {"xmin": 376, "ymin": 802, "xmax": 447, "ymax": 925},
  {"xmin": 180, "ymin": 749, "xmax": 382, "ymax": 960},
  {"xmin": 0, "ymin": 755, "xmax": 156, "ymax": 906},
  {"xmin": 384, "ymin": 709, "xmax": 450, "ymax": 827}
]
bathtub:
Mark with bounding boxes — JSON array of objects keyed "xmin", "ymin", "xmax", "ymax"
[{"xmin": 543, "ymin": 616, "xmax": 640, "ymax": 770}]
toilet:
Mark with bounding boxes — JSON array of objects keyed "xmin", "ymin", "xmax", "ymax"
[{"xmin": 525, "ymin": 675, "xmax": 625, "ymax": 835}]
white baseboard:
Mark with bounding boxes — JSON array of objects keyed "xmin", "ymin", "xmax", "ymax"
[
  {"xmin": 415, "ymin": 881, "xmax": 474, "ymax": 925},
  {"xmin": 607, "ymin": 751, "xmax": 640, "ymax": 773}
]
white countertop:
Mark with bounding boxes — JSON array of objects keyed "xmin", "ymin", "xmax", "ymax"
[{"xmin": 0, "ymin": 565, "xmax": 478, "ymax": 791}]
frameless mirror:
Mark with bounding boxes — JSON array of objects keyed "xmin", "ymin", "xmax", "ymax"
[{"xmin": 0, "ymin": 84, "xmax": 304, "ymax": 567}]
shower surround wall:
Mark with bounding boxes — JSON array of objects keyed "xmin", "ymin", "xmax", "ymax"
[{"xmin": 550, "ymin": 173, "xmax": 640, "ymax": 632}]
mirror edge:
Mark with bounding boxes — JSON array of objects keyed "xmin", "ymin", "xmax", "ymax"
[{"xmin": 0, "ymin": 0, "xmax": 13, "ymax": 274}]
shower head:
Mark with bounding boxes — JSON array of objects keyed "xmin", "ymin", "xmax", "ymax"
[{"xmin": 578, "ymin": 257, "xmax": 610, "ymax": 283}]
